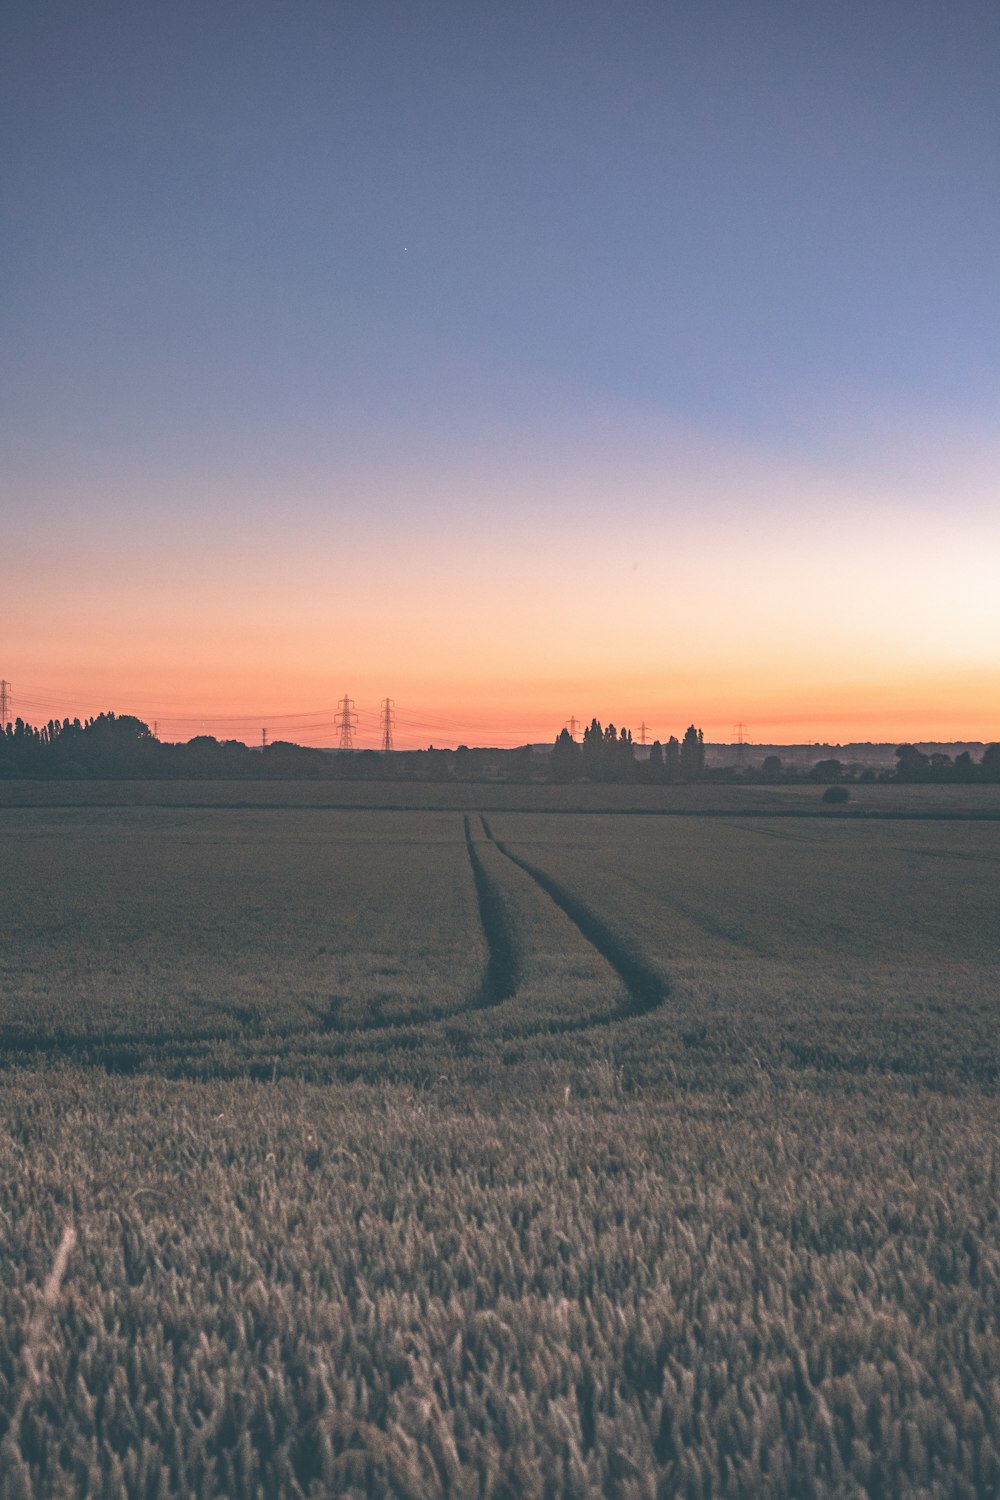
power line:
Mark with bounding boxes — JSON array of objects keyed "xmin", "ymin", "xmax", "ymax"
[
  {"xmin": 335, "ymin": 694, "xmax": 358, "ymax": 751},
  {"xmin": 380, "ymin": 698, "xmax": 395, "ymax": 754},
  {"xmin": 7, "ymin": 679, "xmax": 563, "ymax": 748}
]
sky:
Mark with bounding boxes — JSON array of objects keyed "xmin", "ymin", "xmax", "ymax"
[{"xmin": 3, "ymin": 0, "xmax": 998, "ymax": 748}]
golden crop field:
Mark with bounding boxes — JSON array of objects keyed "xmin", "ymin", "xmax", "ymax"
[{"xmin": 2, "ymin": 793, "xmax": 999, "ymax": 1496}]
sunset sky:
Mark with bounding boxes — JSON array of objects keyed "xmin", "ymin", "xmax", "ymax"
[{"xmin": 4, "ymin": 1, "xmax": 998, "ymax": 748}]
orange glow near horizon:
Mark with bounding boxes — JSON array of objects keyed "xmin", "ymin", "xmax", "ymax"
[
  {"xmin": 10, "ymin": 662, "xmax": 999, "ymax": 753},
  {"xmin": 8, "ymin": 424, "xmax": 999, "ymax": 751}
]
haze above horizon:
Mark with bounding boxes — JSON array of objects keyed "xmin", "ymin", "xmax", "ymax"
[{"xmin": 4, "ymin": 1, "xmax": 998, "ymax": 748}]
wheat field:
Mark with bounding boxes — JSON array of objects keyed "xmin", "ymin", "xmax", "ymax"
[{"xmin": 1, "ymin": 791, "xmax": 998, "ymax": 1496}]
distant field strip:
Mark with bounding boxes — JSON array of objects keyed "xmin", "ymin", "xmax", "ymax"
[
  {"xmin": 6, "ymin": 778, "xmax": 1000, "ymax": 819},
  {"xmin": 480, "ymin": 816, "xmax": 667, "ymax": 1016}
]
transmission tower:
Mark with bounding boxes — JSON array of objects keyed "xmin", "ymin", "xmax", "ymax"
[
  {"xmin": 262, "ymin": 727, "xmax": 268, "ymax": 749},
  {"xmin": 734, "ymin": 721, "xmax": 747, "ymax": 770},
  {"xmin": 563, "ymin": 715, "xmax": 580, "ymax": 741},
  {"xmin": 0, "ymin": 680, "xmax": 10, "ymax": 728},
  {"xmin": 335, "ymin": 694, "xmax": 358, "ymax": 750},
  {"xmin": 638, "ymin": 721, "xmax": 649, "ymax": 746},
  {"xmin": 379, "ymin": 698, "xmax": 396, "ymax": 753}
]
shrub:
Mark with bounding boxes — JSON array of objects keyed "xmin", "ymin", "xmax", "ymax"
[{"xmin": 822, "ymin": 785, "xmax": 850, "ymax": 804}]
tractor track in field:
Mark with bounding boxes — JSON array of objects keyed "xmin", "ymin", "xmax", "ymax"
[
  {"xmin": 478, "ymin": 816, "xmax": 667, "ymax": 1018},
  {"xmin": 0, "ymin": 812, "xmax": 667, "ymax": 1077},
  {"xmin": 462, "ymin": 815, "xmax": 519, "ymax": 1007}
]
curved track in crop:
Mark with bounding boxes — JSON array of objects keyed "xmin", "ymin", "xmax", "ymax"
[
  {"xmin": 0, "ymin": 810, "xmax": 668, "ymax": 1079},
  {"xmin": 478, "ymin": 816, "xmax": 668, "ymax": 1019}
]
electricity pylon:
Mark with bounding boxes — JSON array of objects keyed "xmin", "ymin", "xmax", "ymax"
[
  {"xmin": 563, "ymin": 716, "xmax": 580, "ymax": 741},
  {"xmin": 0, "ymin": 680, "xmax": 11, "ymax": 728},
  {"xmin": 380, "ymin": 698, "xmax": 395, "ymax": 753},
  {"xmin": 335, "ymin": 694, "xmax": 358, "ymax": 750}
]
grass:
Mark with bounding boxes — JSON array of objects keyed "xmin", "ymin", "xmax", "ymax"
[{"xmin": 1, "ymin": 797, "xmax": 999, "ymax": 1495}]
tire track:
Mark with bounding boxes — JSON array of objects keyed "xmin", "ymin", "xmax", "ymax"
[
  {"xmin": 892, "ymin": 843, "xmax": 1000, "ymax": 865},
  {"xmin": 316, "ymin": 815, "xmax": 519, "ymax": 1030},
  {"xmin": 724, "ymin": 821, "xmax": 820, "ymax": 843},
  {"xmin": 463, "ymin": 814, "xmax": 519, "ymax": 1006},
  {"xmin": 3, "ymin": 815, "xmax": 661, "ymax": 1077},
  {"xmin": 479, "ymin": 816, "xmax": 667, "ymax": 1016}
]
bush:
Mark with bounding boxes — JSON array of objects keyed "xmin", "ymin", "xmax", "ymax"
[{"xmin": 822, "ymin": 785, "xmax": 850, "ymax": 804}]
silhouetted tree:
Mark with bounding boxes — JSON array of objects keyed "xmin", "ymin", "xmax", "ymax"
[
  {"xmin": 761, "ymin": 755, "xmax": 782, "ymax": 780},
  {"xmin": 981, "ymin": 744, "xmax": 1000, "ymax": 782},
  {"xmin": 581, "ymin": 719, "xmax": 604, "ymax": 780},
  {"xmin": 614, "ymin": 727, "xmax": 635, "ymax": 781},
  {"xmin": 895, "ymin": 745, "xmax": 930, "ymax": 781},
  {"xmin": 551, "ymin": 720, "xmax": 638, "ymax": 782},
  {"xmin": 665, "ymin": 735, "xmax": 680, "ymax": 781},
  {"xmin": 602, "ymin": 723, "xmax": 618, "ymax": 781},
  {"xmin": 550, "ymin": 728, "xmax": 580, "ymax": 782},
  {"xmin": 680, "ymin": 725, "xmax": 705, "ymax": 781}
]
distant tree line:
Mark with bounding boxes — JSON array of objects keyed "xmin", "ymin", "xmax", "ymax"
[
  {"xmin": 550, "ymin": 721, "xmax": 705, "ymax": 783},
  {"xmin": 3, "ymin": 713, "xmax": 999, "ymax": 785},
  {"xmin": 547, "ymin": 726, "xmax": 1000, "ymax": 787},
  {"xmin": 0, "ymin": 714, "xmax": 535, "ymax": 781},
  {"xmin": 753, "ymin": 743, "xmax": 1000, "ymax": 786},
  {"xmin": 0, "ymin": 714, "xmax": 332, "ymax": 779},
  {"xmin": 891, "ymin": 743, "xmax": 1000, "ymax": 782}
]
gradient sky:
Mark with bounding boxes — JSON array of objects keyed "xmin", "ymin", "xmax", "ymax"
[{"xmin": 3, "ymin": 1, "xmax": 998, "ymax": 747}]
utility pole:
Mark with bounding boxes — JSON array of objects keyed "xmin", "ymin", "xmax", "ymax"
[
  {"xmin": 0, "ymin": 680, "xmax": 10, "ymax": 729},
  {"xmin": 379, "ymin": 698, "xmax": 395, "ymax": 753},
  {"xmin": 262, "ymin": 728, "xmax": 268, "ymax": 749},
  {"xmin": 153, "ymin": 719, "xmax": 158, "ymax": 739},
  {"xmin": 335, "ymin": 694, "xmax": 358, "ymax": 751},
  {"xmin": 563, "ymin": 715, "xmax": 580, "ymax": 741}
]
